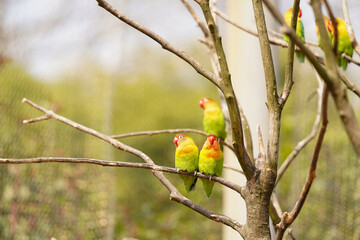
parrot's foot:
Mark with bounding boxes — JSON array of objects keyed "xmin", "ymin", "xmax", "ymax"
[
  {"xmin": 176, "ymin": 168, "xmax": 180, "ymax": 173},
  {"xmin": 209, "ymin": 175, "xmax": 212, "ymax": 181}
]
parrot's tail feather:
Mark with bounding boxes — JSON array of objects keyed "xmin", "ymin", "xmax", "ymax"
[
  {"xmin": 341, "ymin": 58, "xmax": 349, "ymax": 70},
  {"xmin": 189, "ymin": 177, "xmax": 198, "ymax": 192},
  {"xmin": 201, "ymin": 178, "xmax": 215, "ymax": 198},
  {"xmin": 337, "ymin": 55, "xmax": 342, "ymax": 67},
  {"xmin": 181, "ymin": 175, "xmax": 197, "ymax": 193},
  {"xmin": 295, "ymin": 51, "xmax": 305, "ymax": 63}
]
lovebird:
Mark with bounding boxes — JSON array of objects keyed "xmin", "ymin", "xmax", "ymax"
[
  {"xmin": 199, "ymin": 97, "xmax": 227, "ymax": 150},
  {"xmin": 199, "ymin": 134, "xmax": 224, "ymax": 198},
  {"xmin": 284, "ymin": 7, "xmax": 305, "ymax": 63},
  {"xmin": 335, "ymin": 17, "xmax": 353, "ymax": 70},
  {"xmin": 173, "ymin": 134, "xmax": 199, "ymax": 192},
  {"xmin": 315, "ymin": 15, "xmax": 334, "ymax": 48}
]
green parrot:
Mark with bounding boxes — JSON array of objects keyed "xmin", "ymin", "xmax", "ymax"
[
  {"xmin": 199, "ymin": 97, "xmax": 227, "ymax": 150},
  {"xmin": 174, "ymin": 134, "xmax": 199, "ymax": 192},
  {"xmin": 315, "ymin": 15, "xmax": 334, "ymax": 48},
  {"xmin": 199, "ymin": 134, "xmax": 224, "ymax": 198},
  {"xmin": 335, "ymin": 17, "xmax": 353, "ymax": 70},
  {"xmin": 284, "ymin": 7, "xmax": 305, "ymax": 63}
]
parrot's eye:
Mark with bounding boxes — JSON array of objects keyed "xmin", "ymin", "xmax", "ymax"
[
  {"xmin": 204, "ymin": 98, "xmax": 209, "ymax": 102},
  {"xmin": 179, "ymin": 135, "xmax": 183, "ymax": 139}
]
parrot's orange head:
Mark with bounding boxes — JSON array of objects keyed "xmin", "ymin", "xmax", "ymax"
[
  {"xmin": 207, "ymin": 134, "xmax": 217, "ymax": 145},
  {"xmin": 327, "ymin": 20, "xmax": 335, "ymax": 34},
  {"xmin": 174, "ymin": 134, "xmax": 186, "ymax": 147},
  {"xmin": 199, "ymin": 97, "xmax": 216, "ymax": 109},
  {"xmin": 199, "ymin": 97, "xmax": 210, "ymax": 109},
  {"xmin": 298, "ymin": 8, "xmax": 302, "ymax": 18}
]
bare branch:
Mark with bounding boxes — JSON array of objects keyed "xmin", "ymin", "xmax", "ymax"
[
  {"xmin": 276, "ymin": 86, "xmax": 329, "ymax": 239},
  {"xmin": 252, "ymin": 0, "xmax": 280, "ymax": 172},
  {"xmin": 180, "ymin": 0, "xmax": 210, "ymax": 38},
  {"xmin": 339, "ymin": 73, "xmax": 360, "ymax": 98},
  {"xmin": 23, "ymin": 115, "xmax": 51, "ymax": 124},
  {"xmin": 342, "ymin": 0, "xmax": 360, "ymax": 56},
  {"xmin": 341, "ymin": 52, "xmax": 360, "ymax": 66},
  {"xmin": 95, "ymin": 0, "xmax": 220, "ymax": 88},
  {"xmin": 279, "ymin": 0, "xmax": 300, "ymax": 108},
  {"xmin": 223, "ymin": 164, "xmax": 244, "ymax": 175},
  {"xmin": 214, "ymin": 8, "xmax": 319, "ymax": 50},
  {"xmin": 22, "ymin": 98, "xmax": 243, "ymax": 233},
  {"xmin": 111, "ymin": 128, "xmax": 236, "ymax": 155},
  {"xmin": 0, "ymin": 157, "xmax": 242, "ymax": 194},
  {"xmin": 214, "ymin": 8, "xmax": 286, "ymax": 48},
  {"xmin": 276, "ymin": 72, "xmax": 324, "ymax": 184}
]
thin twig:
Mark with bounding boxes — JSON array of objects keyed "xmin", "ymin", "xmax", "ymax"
[
  {"xmin": 276, "ymin": 86, "xmax": 329, "ymax": 239},
  {"xmin": 21, "ymin": 98, "xmax": 243, "ymax": 233},
  {"xmin": 341, "ymin": 52, "xmax": 360, "ymax": 66},
  {"xmin": 95, "ymin": 0, "xmax": 220, "ymax": 88},
  {"xmin": 342, "ymin": 0, "xmax": 360, "ymax": 57},
  {"xmin": 276, "ymin": 72, "xmax": 324, "ymax": 185},
  {"xmin": 223, "ymin": 164, "xmax": 244, "ymax": 175},
  {"xmin": 111, "ymin": 129, "xmax": 236, "ymax": 155},
  {"xmin": 23, "ymin": 115, "xmax": 51, "ymax": 124},
  {"xmin": 214, "ymin": 8, "xmax": 287, "ymax": 47},
  {"xmin": 339, "ymin": 72, "xmax": 360, "ymax": 97},
  {"xmin": 180, "ymin": 0, "xmax": 210, "ymax": 38},
  {"xmin": 214, "ymin": 8, "xmax": 322, "ymax": 50},
  {"xmin": 0, "ymin": 157, "xmax": 242, "ymax": 194},
  {"xmin": 279, "ymin": 0, "xmax": 300, "ymax": 108}
]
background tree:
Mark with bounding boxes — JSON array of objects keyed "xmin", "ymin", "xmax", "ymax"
[{"xmin": 1, "ymin": 0, "xmax": 360, "ymax": 239}]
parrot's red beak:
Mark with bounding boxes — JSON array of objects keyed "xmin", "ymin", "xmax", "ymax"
[
  {"xmin": 173, "ymin": 137, "xmax": 178, "ymax": 147},
  {"xmin": 298, "ymin": 8, "xmax": 302, "ymax": 18},
  {"xmin": 199, "ymin": 99, "xmax": 204, "ymax": 109},
  {"xmin": 208, "ymin": 135, "xmax": 216, "ymax": 145}
]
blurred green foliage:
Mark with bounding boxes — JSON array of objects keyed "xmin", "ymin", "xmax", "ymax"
[{"xmin": 0, "ymin": 60, "xmax": 224, "ymax": 239}]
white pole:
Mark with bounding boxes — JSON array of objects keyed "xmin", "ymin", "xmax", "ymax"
[{"xmin": 222, "ymin": 0, "xmax": 273, "ymax": 239}]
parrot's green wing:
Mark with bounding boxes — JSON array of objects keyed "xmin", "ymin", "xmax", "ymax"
[
  {"xmin": 199, "ymin": 150, "xmax": 223, "ymax": 198},
  {"xmin": 175, "ymin": 147, "xmax": 199, "ymax": 192},
  {"xmin": 295, "ymin": 20, "xmax": 305, "ymax": 63},
  {"xmin": 203, "ymin": 112, "xmax": 227, "ymax": 140}
]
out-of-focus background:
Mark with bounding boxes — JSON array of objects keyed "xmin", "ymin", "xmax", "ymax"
[{"xmin": 1, "ymin": 0, "xmax": 360, "ymax": 239}]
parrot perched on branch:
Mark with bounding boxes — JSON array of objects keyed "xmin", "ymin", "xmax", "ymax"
[
  {"xmin": 199, "ymin": 134, "xmax": 224, "ymax": 198},
  {"xmin": 199, "ymin": 97, "xmax": 227, "ymax": 150},
  {"xmin": 284, "ymin": 7, "xmax": 305, "ymax": 63},
  {"xmin": 315, "ymin": 15, "xmax": 334, "ymax": 48},
  {"xmin": 173, "ymin": 134, "xmax": 199, "ymax": 192},
  {"xmin": 335, "ymin": 17, "xmax": 353, "ymax": 70}
]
